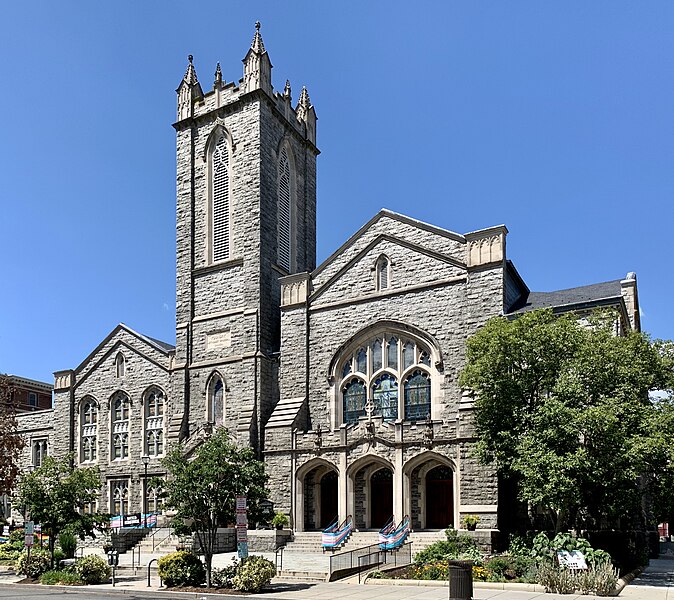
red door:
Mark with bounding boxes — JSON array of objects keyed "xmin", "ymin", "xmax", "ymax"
[
  {"xmin": 320, "ymin": 471, "xmax": 338, "ymax": 529},
  {"xmin": 426, "ymin": 466, "xmax": 453, "ymax": 529},
  {"xmin": 370, "ymin": 468, "xmax": 393, "ymax": 529}
]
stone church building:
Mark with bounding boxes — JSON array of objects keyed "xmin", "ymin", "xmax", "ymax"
[{"xmin": 16, "ymin": 25, "xmax": 641, "ymax": 535}]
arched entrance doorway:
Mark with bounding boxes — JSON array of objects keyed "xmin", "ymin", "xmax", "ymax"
[
  {"xmin": 320, "ymin": 471, "xmax": 338, "ymax": 528},
  {"xmin": 426, "ymin": 465, "xmax": 453, "ymax": 529},
  {"xmin": 370, "ymin": 468, "xmax": 393, "ymax": 528},
  {"xmin": 299, "ymin": 462, "xmax": 339, "ymax": 531},
  {"xmin": 403, "ymin": 452, "xmax": 455, "ymax": 530}
]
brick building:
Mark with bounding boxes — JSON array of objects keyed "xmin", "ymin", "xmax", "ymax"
[{"xmin": 14, "ymin": 25, "xmax": 640, "ymax": 537}]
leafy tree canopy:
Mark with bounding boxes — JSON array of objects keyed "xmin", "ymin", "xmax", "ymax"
[
  {"xmin": 157, "ymin": 429, "xmax": 268, "ymax": 586},
  {"xmin": 0, "ymin": 375, "xmax": 25, "ymax": 498},
  {"xmin": 460, "ymin": 309, "xmax": 673, "ymax": 532},
  {"xmin": 17, "ymin": 455, "xmax": 103, "ymax": 568}
]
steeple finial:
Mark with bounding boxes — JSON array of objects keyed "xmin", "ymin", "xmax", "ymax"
[
  {"xmin": 214, "ymin": 62, "xmax": 222, "ymax": 86},
  {"xmin": 183, "ymin": 54, "xmax": 199, "ymax": 86},
  {"xmin": 283, "ymin": 79, "xmax": 292, "ymax": 102},
  {"xmin": 296, "ymin": 86, "xmax": 312, "ymax": 119},
  {"xmin": 250, "ymin": 20, "xmax": 266, "ymax": 54}
]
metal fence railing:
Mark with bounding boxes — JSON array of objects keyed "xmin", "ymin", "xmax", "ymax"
[{"xmin": 329, "ymin": 541, "xmax": 413, "ymax": 581}]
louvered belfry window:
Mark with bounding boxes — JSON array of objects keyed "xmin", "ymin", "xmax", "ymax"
[
  {"xmin": 212, "ymin": 135, "xmax": 230, "ymax": 262},
  {"xmin": 277, "ymin": 147, "xmax": 292, "ymax": 271}
]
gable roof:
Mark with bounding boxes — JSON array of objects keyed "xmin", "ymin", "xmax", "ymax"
[
  {"xmin": 312, "ymin": 209, "xmax": 466, "ymax": 279},
  {"xmin": 508, "ymin": 280, "xmax": 623, "ymax": 314}
]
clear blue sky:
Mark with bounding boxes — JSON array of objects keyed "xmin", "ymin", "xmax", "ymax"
[{"xmin": 1, "ymin": 1, "xmax": 673, "ymax": 383}]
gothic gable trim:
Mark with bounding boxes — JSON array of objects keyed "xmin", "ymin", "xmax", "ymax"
[
  {"xmin": 310, "ymin": 233, "xmax": 466, "ymax": 304},
  {"xmin": 312, "ymin": 209, "xmax": 467, "ymax": 280}
]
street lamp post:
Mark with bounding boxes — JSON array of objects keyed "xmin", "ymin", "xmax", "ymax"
[{"xmin": 141, "ymin": 456, "xmax": 149, "ymax": 529}]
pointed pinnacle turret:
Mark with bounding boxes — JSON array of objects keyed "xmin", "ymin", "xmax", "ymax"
[
  {"xmin": 183, "ymin": 54, "xmax": 199, "ymax": 86},
  {"xmin": 296, "ymin": 86, "xmax": 312, "ymax": 120},
  {"xmin": 251, "ymin": 20, "xmax": 266, "ymax": 54},
  {"xmin": 214, "ymin": 62, "xmax": 222, "ymax": 86}
]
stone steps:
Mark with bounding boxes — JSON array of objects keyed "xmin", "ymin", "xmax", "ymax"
[{"xmin": 275, "ymin": 570, "xmax": 328, "ymax": 582}]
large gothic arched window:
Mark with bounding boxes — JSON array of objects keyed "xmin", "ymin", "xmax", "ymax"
[
  {"xmin": 339, "ymin": 334, "xmax": 433, "ymax": 424},
  {"xmin": 81, "ymin": 397, "xmax": 98, "ymax": 462},
  {"xmin": 111, "ymin": 392, "xmax": 130, "ymax": 460},
  {"xmin": 277, "ymin": 145, "xmax": 293, "ymax": 271},
  {"xmin": 211, "ymin": 133, "xmax": 230, "ymax": 263},
  {"xmin": 144, "ymin": 387, "xmax": 165, "ymax": 457}
]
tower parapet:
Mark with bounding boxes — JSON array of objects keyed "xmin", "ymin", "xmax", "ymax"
[{"xmin": 175, "ymin": 23, "xmax": 317, "ymax": 148}]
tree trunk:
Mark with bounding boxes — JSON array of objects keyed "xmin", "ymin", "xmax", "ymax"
[{"xmin": 49, "ymin": 532, "xmax": 56, "ymax": 570}]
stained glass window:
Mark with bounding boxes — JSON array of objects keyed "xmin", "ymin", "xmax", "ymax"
[
  {"xmin": 404, "ymin": 370, "xmax": 431, "ymax": 421},
  {"xmin": 343, "ymin": 379, "xmax": 367, "ymax": 424},
  {"xmin": 356, "ymin": 348, "xmax": 367, "ymax": 373},
  {"xmin": 372, "ymin": 373, "xmax": 398, "ymax": 421},
  {"xmin": 387, "ymin": 337, "xmax": 398, "ymax": 370},
  {"xmin": 372, "ymin": 339, "xmax": 382, "ymax": 372},
  {"xmin": 403, "ymin": 342, "xmax": 415, "ymax": 370}
]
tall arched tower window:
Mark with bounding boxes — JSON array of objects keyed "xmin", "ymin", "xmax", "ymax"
[
  {"xmin": 277, "ymin": 146, "xmax": 292, "ymax": 271},
  {"xmin": 81, "ymin": 397, "xmax": 98, "ymax": 462},
  {"xmin": 211, "ymin": 134, "xmax": 230, "ymax": 263},
  {"xmin": 111, "ymin": 392, "xmax": 130, "ymax": 460},
  {"xmin": 144, "ymin": 387, "xmax": 165, "ymax": 457},
  {"xmin": 207, "ymin": 375, "xmax": 225, "ymax": 428}
]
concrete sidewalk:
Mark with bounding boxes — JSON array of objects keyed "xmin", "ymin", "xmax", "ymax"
[{"xmin": 2, "ymin": 555, "xmax": 674, "ymax": 600}]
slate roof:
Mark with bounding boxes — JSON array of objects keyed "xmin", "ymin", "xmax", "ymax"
[{"xmin": 508, "ymin": 279, "xmax": 623, "ymax": 314}]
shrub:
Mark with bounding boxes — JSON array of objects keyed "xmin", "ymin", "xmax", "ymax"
[
  {"xmin": 211, "ymin": 558, "xmax": 239, "ymax": 589},
  {"xmin": 232, "ymin": 555, "xmax": 276, "ymax": 592},
  {"xmin": 594, "ymin": 561, "xmax": 619, "ymax": 596},
  {"xmin": 16, "ymin": 549, "xmax": 51, "ymax": 579},
  {"xmin": 6, "ymin": 529, "xmax": 26, "ymax": 552},
  {"xmin": 158, "ymin": 551, "xmax": 205, "ymax": 587},
  {"xmin": 414, "ymin": 527, "xmax": 483, "ymax": 565},
  {"xmin": 271, "ymin": 512, "xmax": 289, "ymax": 528},
  {"xmin": 0, "ymin": 545, "xmax": 20, "ymax": 561},
  {"xmin": 74, "ymin": 554, "xmax": 111, "ymax": 584},
  {"xmin": 40, "ymin": 569, "xmax": 83, "ymax": 585},
  {"xmin": 59, "ymin": 532, "xmax": 77, "ymax": 559}
]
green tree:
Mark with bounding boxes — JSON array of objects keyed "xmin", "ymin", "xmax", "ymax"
[
  {"xmin": 16, "ymin": 455, "xmax": 104, "ymax": 568},
  {"xmin": 460, "ymin": 308, "xmax": 671, "ymax": 532},
  {"xmin": 0, "ymin": 375, "xmax": 25, "ymax": 498},
  {"xmin": 159, "ymin": 429, "xmax": 269, "ymax": 587}
]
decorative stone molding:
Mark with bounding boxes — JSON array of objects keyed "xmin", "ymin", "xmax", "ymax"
[
  {"xmin": 464, "ymin": 225, "xmax": 507, "ymax": 268},
  {"xmin": 621, "ymin": 272, "xmax": 641, "ymax": 332},
  {"xmin": 280, "ymin": 272, "xmax": 311, "ymax": 307},
  {"xmin": 54, "ymin": 370, "xmax": 74, "ymax": 391}
]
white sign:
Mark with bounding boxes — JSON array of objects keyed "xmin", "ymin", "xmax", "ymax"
[
  {"xmin": 207, "ymin": 330, "xmax": 231, "ymax": 350},
  {"xmin": 236, "ymin": 526, "xmax": 248, "ymax": 542},
  {"xmin": 557, "ymin": 550, "xmax": 587, "ymax": 570},
  {"xmin": 236, "ymin": 496, "xmax": 247, "ymax": 511},
  {"xmin": 236, "ymin": 512, "xmax": 248, "ymax": 525},
  {"xmin": 24, "ymin": 534, "xmax": 34, "ymax": 547}
]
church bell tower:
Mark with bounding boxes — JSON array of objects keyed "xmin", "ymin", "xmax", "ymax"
[{"xmin": 172, "ymin": 23, "xmax": 319, "ymax": 453}]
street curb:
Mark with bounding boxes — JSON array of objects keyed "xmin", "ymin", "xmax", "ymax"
[{"xmin": 614, "ymin": 566, "xmax": 644, "ymax": 596}]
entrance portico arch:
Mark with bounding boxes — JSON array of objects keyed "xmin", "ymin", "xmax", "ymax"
[
  {"xmin": 295, "ymin": 458, "xmax": 339, "ymax": 531},
  {"xmin": 403, "ymin": 451, "xmax": 456, "ymax": 530},
  {"xmin": 347, "ymin": 454, "xmax": 395, "ymax": 530}
]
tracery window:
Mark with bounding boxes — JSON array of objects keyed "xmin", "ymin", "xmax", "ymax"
[
  {"xmin": 208, "ymin": 376, "xmax": 224, "ymax": 427},
  {"xmin": 111, "ymin": 392, "xmax": 130, "ymax": 460},
  {"xmin": 81, "ymin": 398, "xmax": 98, "ymax": 462},
  {"xmin": 32, "ymin": 439, "xmax": 48, "ymax": 467},
  {"xmin": 339, "ymin": 334, "xmax": 432, "ymax": 424},
  {"xmin": 115, "ymin": 353, "xmax": 125, "ymax": 378},
  {"xmin": 145, "ymin": 388, "xmax": 164, "ymax": 457},
  {"xmin": 375, "ymin": 256, "xmax": 390, "ymax": 290},
  {"xmin": 111, "ymin": 480, "xmax": 129, "ymax": 516},
  {"xmin": 211, "ymin": 133, "xmax": 230, "ymax": 263},
  {"xmin": 277, "ymin": 146, "xmax": 292, "ymax": 271}
]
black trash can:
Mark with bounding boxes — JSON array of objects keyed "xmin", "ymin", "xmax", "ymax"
[{"xmin": 447, "ymin": 560, "xmax": 473, "ymax": 600}]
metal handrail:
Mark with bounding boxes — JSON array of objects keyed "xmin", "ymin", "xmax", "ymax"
[
  {"xmin": 329, "ymin": 540, "xmax": 413, "ymax": 582},
  {"xmin": 151, "ymin": 527, "xmax": 173, "ymax": 551},
  {"xmin": 379, "ymin": 515, "xmax": 410, "ymax": 550},
  {"xmin": 321, "ymin": 514, "xmax": 353, "ymax": 549}
]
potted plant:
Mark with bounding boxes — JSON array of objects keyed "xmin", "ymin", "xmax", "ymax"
[
  {"xmin": 271, "ymin": 512, "xmax": 289, "ymax": 530},
  {"xmin": 461, "ymin": 514, "xmax": 480, "ymax": 531}
]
